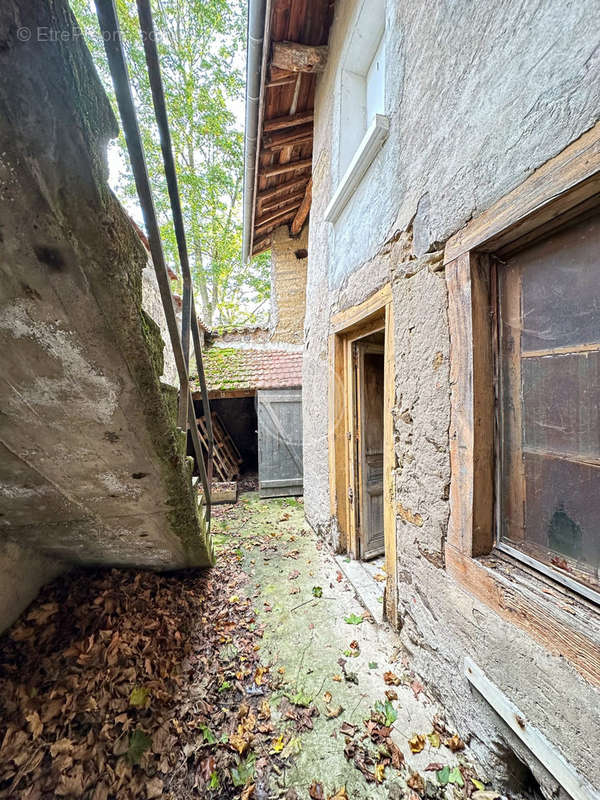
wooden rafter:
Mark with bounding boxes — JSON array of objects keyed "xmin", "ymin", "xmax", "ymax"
[
  {"xmin": 263, "ymin": 111, "xmax": 313, "ymax": 132},
  {"xmin": 256, "ymin": 199, "xmax": 302, "ymax": 228},
  {"xmin": 255, "ymin": 211, "xmax": 297, "ymax": 237},
  {"xmin": 257, "ymin": 176, "xmax": 309, "ymax": 201},
  {"xmin": 263, "ymin": 123, "xmax": 313, "ymax": 149},
  {"xmin": 291, "ymin": 178, "xmax": 312, "ymax": 235},
  {"xmin": 260, "ymin": 157, "xmax": 312, "ymax": 179},
  {"xmin": 261, "ymin": 189, "xmax": 307, "ymax": 215}
]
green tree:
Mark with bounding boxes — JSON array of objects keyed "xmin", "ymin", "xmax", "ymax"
[{"xmin": 72, "ymin": 0, "xmax": 270, "ymax": 327}]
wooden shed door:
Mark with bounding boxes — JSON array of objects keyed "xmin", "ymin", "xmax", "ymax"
[
  {"xmin": 257, "ymin": 388, "xmax": 303, "ymax": 498},
  {"xmin": 355, "ymin": 342, "xmax": 385, "ymax": 559}
]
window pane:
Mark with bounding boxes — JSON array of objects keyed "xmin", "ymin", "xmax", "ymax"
[{"xmin": 498, "ymin": 211, "xmax": 600, "ymax": 592}]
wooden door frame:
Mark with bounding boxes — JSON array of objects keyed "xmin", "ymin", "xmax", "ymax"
[{"xmin": 328, "ymin": 283, "xmax": 397, "ymax": 623}]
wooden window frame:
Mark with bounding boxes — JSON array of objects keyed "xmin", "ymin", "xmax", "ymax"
[
  {"xmin": 328, "ymin": 283, "xmax": 397, "ymax": 623},
  {"xmin": 444, "ymin": 122, "xmax": 600, "ymax": 686}
]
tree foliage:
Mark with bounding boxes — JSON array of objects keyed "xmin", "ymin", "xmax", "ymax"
[{"xmin": 72, "ymin": 0, "xmax": 270, "ymax": 327}]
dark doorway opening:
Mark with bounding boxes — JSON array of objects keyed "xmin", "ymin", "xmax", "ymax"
[{"xmin": 353, "ymin": 330, "xmax": 385, "ymax": 561}]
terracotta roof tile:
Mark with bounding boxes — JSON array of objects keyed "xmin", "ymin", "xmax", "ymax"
[{"xmin": 198, "ymin": 347, "xmax": 302, "ymax": 393}]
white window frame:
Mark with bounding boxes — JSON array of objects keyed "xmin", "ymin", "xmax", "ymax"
[{"xmin": 325, "ymin": 0, "xmax": 388, "ymax": 224}]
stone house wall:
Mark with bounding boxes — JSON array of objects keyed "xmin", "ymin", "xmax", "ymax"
[
  {"xmin": 302, "ymin": 0, "xmax": 600, "ymax": 795},
  {"xmin": 270, "ymin": 226, "xmax": 309, "ymax": 345}
]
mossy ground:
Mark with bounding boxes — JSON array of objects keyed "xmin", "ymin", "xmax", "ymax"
[{"xmin": 212, "ymin": 493, "xmax": 490, "ymax": 799}]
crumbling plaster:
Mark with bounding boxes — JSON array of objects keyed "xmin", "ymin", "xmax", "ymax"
[{"xmin": 303, "ymin": 0, "xmax": 600, "ymax": 794}]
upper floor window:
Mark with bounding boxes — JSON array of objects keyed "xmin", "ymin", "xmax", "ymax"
[
  {"xmin": 324, "ymin": 0, "xmax": 388, "ymax": 224},
  {"xmin": 497, "ymin": 211, "xmax": 600, "ymax": 597}
]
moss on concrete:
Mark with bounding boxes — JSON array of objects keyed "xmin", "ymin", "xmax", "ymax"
[{"xmin": 211, "ymin": 494, "xmax": 487, "ymax": 799}]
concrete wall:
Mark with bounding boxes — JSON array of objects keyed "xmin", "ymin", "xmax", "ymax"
[
  {"xmin": 0, "ymin": 0, "xmax": 213, "ymax": 632},
  {"xmin": 303, "ymin": 0, "xmax": 600, "ymax": 795},
  {"xmin": 141, "ymin": 264, "xmax": 179, "ymax": 387},
  {"xmin": 270, "ymin": 226, "xmax": 309, "ymax": 345}
]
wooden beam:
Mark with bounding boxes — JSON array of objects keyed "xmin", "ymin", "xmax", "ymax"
[
  {"xmin": 266, "ymin": 77, "xmax": 297, "ymax": 88},
  {"xmin": 263, "ymin": 137, "xmax": 312, "ymax": 154},
  {"xmin": 259, "ymin": 157, "xmax": 312, "ymax": 179},
  {"xmin": 254, "ymin": 211, "xmax": 296, "ymax": 237},
  {"xmin": 261, "ymin": 189, "xmax": 307, "ymax": 215},
  {"xmin": 263, "ymin": 111, "xmax": 313, "ymax": 132},
  {"xmin": 252, "ymin": 236, "xmax": 272, "ymax": 255},
  {"xmin": 444, "ymin": 120, "xmax": 600, "ymax": 263},
  {"xmin": 271, "ymin": 41, "xmax": 328, "ymax": 73},
  {"xmin": 257, "ymin": 177, "xmax": 310, "ymax": 205},
  {"xmin": 446, "ymin": 252, "xmax": 495, "ymax": 557},
  {"xmin": 291, "ymin": 178, "xmax": 312, "ymax": 235},
  {"xmin": 269, "ymin": 66, "xmax": 294, "ymax": 81},
  {"xmin": 256, "ymin": 200, "xmax": 302, "ymax": 228},
  {"xmin": 263, "ymin": 123, "xmax": 313, "ymax": 149}
]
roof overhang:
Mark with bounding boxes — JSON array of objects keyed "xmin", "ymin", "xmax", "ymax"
[{"xmin": 242, "ymin": 0, "xmax": 334, "ymax": 262}]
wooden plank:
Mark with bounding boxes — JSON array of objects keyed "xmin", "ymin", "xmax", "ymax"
[
  {"xmin": 464, "ymin": 658, "xmax": 599, "ymax": 800},
  {"xmin": 263, "ymin": 123, "xmax": 313, "ymax": 150},
  {"xmin": 256, "ymin": 199, "xmax": 303, "ymax": 228},
  {"xmin": 271, "ymin": 41, "xmax": 328, "ymax": 73},
  {"xmin": 262, "ymin": 135, "xmax": 313, "ymax": 153},
  {"xmin": 331, "ymin": 284, "xmax": 392, "ymax": 332},
  {"xmin": 257, "ymin": 388, "xmax": 303, "ymax": 498},
  {"xmin": 522, "ymin": 341, "xmax": 600, "ymax": 358},
  {"xmin": 259, "ymin": 157, "xmax": 312, "ymax": 179},
  {"xmin": 383, "ymin": 301, "xmax": 397, "ymax": 624},
  {"xmin": 263, "ymin": 110, "xmax": 314, "ymax": 132},
  {"xmin": 254, "ymin": 211, "xmax": 297, "ymax": 237},
  {"xmin": 446, "ymin": 546, "xmax": 600, "ymax": 687},
  {"xmin": 261, "ymin": 190, "xmax": 307, "ymax": 215},
  {"xmin": 269, "ymin": 65, "xmax": 295, "ymax": 82},
  {"xmin": 444, "ymin": 122, "xmax": 600, "ymax": 263},
  {"xmin": 257, "ymin": 176, "xmax": 310, "ymax": 204},
  {"xmin": 252, "ymin": 237, "xmax": 272, "ymax": 256},
  {"xmin": 291, "ymin": 178, "xmax": 312, "ymax": 235},
  {"xmin": 446, "ymin": 253, "xmax": 494, "ymax": 556},
  {"xmin": 266, "ymin": 76, "xmax": 298, "ymax": 88}
]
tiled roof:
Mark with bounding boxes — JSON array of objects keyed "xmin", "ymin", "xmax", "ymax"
[{"xmin": 197, "ymin": 346, "xmax": 302, "ymax": 394}]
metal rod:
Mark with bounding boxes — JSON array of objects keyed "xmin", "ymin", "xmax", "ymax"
[
  {"xmin": 136, "ymin": 0, "xmax": 214, "ymax": 499},
  {"xmin": 94, "ymin": 0, "xmax": 188, "ymax": 426},
  {"xmin": 190, "ymin": 311, "xmax": 214, "ymax": 488},
  {"xmin": 94, "ymin": 0, "xmax": 211, "ymax": 525}
]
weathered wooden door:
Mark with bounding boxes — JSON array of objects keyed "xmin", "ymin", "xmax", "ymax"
[
  {"xmin": 257, "ymin": 388, "xmax": 303, "ymax": 498},
  {"xmin": 354, "ymin": 342, "xmax": 385, "ymax": 559}
]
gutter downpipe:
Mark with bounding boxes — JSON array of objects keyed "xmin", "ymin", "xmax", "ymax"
[{"xmin": 242, "ymin": 0, "xmax": 270, "ymax": 264}]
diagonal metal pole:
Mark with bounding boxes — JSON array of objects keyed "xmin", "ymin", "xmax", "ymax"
[
  {"xmin": 135, "ymin": 0, "xmax": 214, "ymax": 492},
  {"xmin": 94, "ymin": 0, "xmax": 211, "ymax": 524}
]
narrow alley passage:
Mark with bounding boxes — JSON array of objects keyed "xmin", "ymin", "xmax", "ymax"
[{"xmin": 0, "ymin": 494, "xmax": 493, "ymax": 800}]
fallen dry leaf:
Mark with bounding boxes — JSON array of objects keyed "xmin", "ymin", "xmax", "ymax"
[
  {"xmin": 445, "ymin": 733, "xmax": 465, "ymax": 752},
  {"xmin": 383, "ymin": 671, "xmax": 401, "ymax": 686},
  {"xmin": 309, "ymin": 780, "xmax": 325, "ymax": 799},
  {"xmin": 407, "ymin": 772, "xmax": 425, "ymax": 793},
  {"xmin": 408, "ymin": 734, "xmax": 426, "ymax": 753}
]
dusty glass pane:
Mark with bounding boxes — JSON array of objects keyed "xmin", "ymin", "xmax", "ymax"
[
  {"xmin": 520, "ymin": 214, "xmax": 600, "ymax": 353},
  {"xmin": 498, "ymin": 211, "xmax": 600, "ymax": 593}
]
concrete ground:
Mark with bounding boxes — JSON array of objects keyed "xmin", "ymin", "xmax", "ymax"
[{"xmin": 213, "ymin": 492, "xmax": 493, "ymax": 799}]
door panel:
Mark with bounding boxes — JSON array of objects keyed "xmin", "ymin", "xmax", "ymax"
[
  {"xmin": 257, "ymin": 388, "xmax": 303, "ymax": 498},
  {"xmin": 355, "ymin": 344, "xmax": 385, "ymax": 559}
]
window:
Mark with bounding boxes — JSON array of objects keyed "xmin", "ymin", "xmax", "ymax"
[
  {"xmin": 497, "ymin": 211, "xmax": 600, "ymax": 595},
  {"xmin": 324, "ymin": 0, "xmax": 388, "ymax": 223},
  {"xmin": 444, "ymin": 125, "xmax": 600, "ymax": 680}
]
